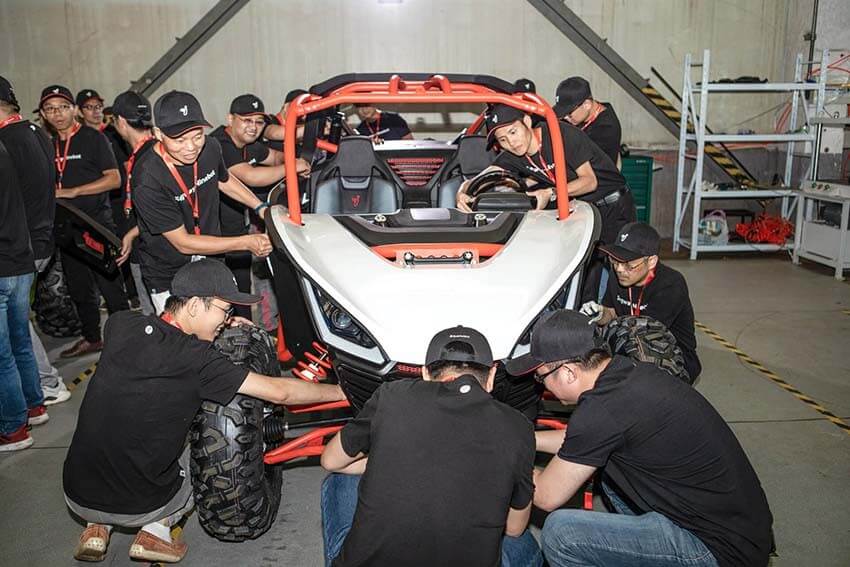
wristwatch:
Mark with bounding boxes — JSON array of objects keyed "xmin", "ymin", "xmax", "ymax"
[{"xmin": 253, "ymin": 201, "xmax": 270, "ymax": 215}]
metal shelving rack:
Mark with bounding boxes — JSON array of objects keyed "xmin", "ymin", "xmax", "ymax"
[{"xmin": 673, "ymin": 49, "xmax": 829, "ymax": 259}]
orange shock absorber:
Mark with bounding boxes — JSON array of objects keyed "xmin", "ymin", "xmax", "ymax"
[{"xmin": 293, "ymin": 342, "xmax": 333, "ymax": 382}]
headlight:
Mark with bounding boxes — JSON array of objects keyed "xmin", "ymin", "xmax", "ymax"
[
  {"xmin": 320, "ymin": 295, "xmax": 376, "ymax": 348},
  {"xmin": 509, "ymin": 274, "xmax": 579, "ymax": 359}
]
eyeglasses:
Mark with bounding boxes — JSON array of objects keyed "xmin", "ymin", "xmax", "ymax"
[
  {"xmin": 609, "ymin": 257, "xmax": 648, "ymax": 272},
  {"xmin": 235, "ymin": 115, "xmax": 266, "ymax": 128},
  {"xmin": 534, "ymin": 363, "xmax": 566, "ymax": 384},
  {"xmin": 82, "ymin": 103, "xmax": 103, "ymax": 111},
  {"xmin": 210, "ymin": 302, "xmax": 234, "ymax": 319},
  {"xmin": 42, "ymin": 105, "xmax": 72, "ymax": 115}
]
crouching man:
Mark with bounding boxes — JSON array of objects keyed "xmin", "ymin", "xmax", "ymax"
[
  {"xmin": 63, "ymin": 259, "xmax": 344, "ymax": 563},
  {"xmin": 507, "ymin": 310, "xmax": 773, "ymax": 567},
  {"xmin": 320, "ymin": 327, "xmax": 542, "ymax": 567}
]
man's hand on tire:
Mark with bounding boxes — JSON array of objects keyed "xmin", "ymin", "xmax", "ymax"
[{"xmin": 579, "ymin": 301, "xmax": 605, "ymax": 324}]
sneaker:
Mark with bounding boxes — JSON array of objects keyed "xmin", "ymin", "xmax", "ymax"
[
  {"xmin": 74, "ymin": 524, "xmax": 110, "ymax": 562},
  {"xmin": 43, "ymin": 381, "xmax": 72, "ymax": 406},
  {"xmin": 0, "ymin": 424, "xmax": 33, "ymax": 452},
  {"xmin": 61, "ymin": 339, "xmax": 103, "ymax": 358},
  {"xmin": 27, "ymin": 405, "xmax": 49, "ymax": 426},
  {"xmin": 128, "ymin": 530, "xmax": 187, "ymax": 563}
]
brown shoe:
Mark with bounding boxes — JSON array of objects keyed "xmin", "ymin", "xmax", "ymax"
[
  {"xmin": 74, "ymin": 524, "xmax": 110, "ymax": 562},
  {"xmin": 128, "ymin": 529, "xmax": 187, "ymax": 563},
  {"xmin": 60, "ymin": 339, "xmax": 103, "ymax": 358}
]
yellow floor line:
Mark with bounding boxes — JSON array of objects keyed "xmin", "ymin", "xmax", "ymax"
[
  {"xmin": 694, "ymin": 321, "xmax": 850, "ymax": 437},
  {"xmin": 67, "ymin": 363, "xmax": 97, "ymax": 391}
]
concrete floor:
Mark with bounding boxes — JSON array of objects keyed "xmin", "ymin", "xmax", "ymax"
[{"xmin": 1, "ymin": 255, "xmax": 848, "ymax": 567}]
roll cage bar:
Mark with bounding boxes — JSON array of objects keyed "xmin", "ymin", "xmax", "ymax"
[{"xmin": 283, "ymin": 73, "xmax": 570, "ymax": 224}]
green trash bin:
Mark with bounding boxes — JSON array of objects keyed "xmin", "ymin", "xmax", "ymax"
[{"xmin": 621, "ymin": 155, "xmax": 653, "ymax": 223}]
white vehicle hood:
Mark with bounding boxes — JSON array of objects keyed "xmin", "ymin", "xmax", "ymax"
[{"xmin": 269, "ymin": 203, "xmax": 596, "ymax": 363}]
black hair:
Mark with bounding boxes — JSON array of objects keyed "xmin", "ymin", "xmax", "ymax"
[
  {"xmin": 553, "ymin": 345, "xmax": 612, "ymax": 372},
  {"xmin": 163, "ymin": 295, "xmax": 213, "ymax": 315},
  {"xmin": 124, "ymin": 117, "xmax": 152, "ymax": 131},
  {"xmin": 426, "ymin": 341, "xmax": 491, "ymax": 387}
]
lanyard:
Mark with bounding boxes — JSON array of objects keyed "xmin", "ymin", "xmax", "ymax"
[
  {"xmin": 580, "ymin": 103, "xmax": 605, "ymax": 131},
  {"xmin": 54, "ymin": 122, "xmax": 81, "ymax": 190},
  {"xmin": 365, "ymin": 112, "xmax": 382, "ymax": 136},
  {"xmin": 160, "ymin": 312, "xmax": 184, "ymax": 330},
  {"xmin": 123, "ymin": 135, "xmax": 152, "ymax": 217},
  {"xmin": 0, "ymin": 114, "xmax": 23, "ymax": 129},
  {"xmin": 98, "ymin": 123, "xmax": 107, "ymax": 133},
  {"xmin": 525, "ymin": 129, "xmax": 555, "ymax": 184},
  {"xmin": 627, "ymin": 269, "xmax": 655, "ymax": 316},
  {"xmin": 154, "ymin": 142, "xmax": 201, "ymax": 235}
]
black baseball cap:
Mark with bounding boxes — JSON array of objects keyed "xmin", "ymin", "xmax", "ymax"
[
  {"xmin": 284, "ymin": 88, "xmax": 308, "ymax": 104},
  {"xmin": 154, "ymin": 90, "xmax": 211, "ymax": 138},
  {"xmin": 170, "ymin": 259, "xmax": 260, "ymax": 305},
  {"xmin": 112, "ymin": 91, "xmax": 152, "ymax": 124},
  {"xmin": 484, "ymin": 103, "xmax": 528, "ymax": 149},
  {"xmin": 552, "ymin": 76, "xmax": 592, "ymax": 118},
  {"xmin": 513, "ymin": 78, "xmax": 536, "ymax": 94},
  {"xmin": 0, "ymin": 76, "xmax": 20, "ymax": 109},
  {"xmin": 599, "ymin": 222, "xmax": 660, "ymax": 262},
  {"xmin": 76, "ymin": 89, "xmax": 104, "ymax": 106},
  {"xmin": 506, "ymin": 310, "xmax": 604, "ymax": 376},
  {"xmin": 229, "ymin": 94, "xmax": 265, "ymax": 116},
  {"xmin": 39, "ymin": 85, "xmax": 75, "ymax": 108},
  {"xmin": 425, "ymin": 326, "xmax": 494, "ymax": 367}
]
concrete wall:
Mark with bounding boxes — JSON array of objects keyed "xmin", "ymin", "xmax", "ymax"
[{"xmin": 0, "ymin": 0, "xmax": 818, "ymax": 146}]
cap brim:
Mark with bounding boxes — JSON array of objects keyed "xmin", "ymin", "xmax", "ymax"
[
  {"xmin": 160, "ymin": 120, "xmax": 211, "ymax": 138},
  {"xmin": 598, "ymin": 244, "xmax": 644, "ymax": 263},
  {"xmin": 215, "ymin": 291, "xmax": 261, "ymax": 306},
  {"xmin": 552, "ymin": 100, "xmax": 580, "ymax": 118},
  {"xmin": 505, "ymin": 352, "xmax": 545, "ymax": 376},
  {"xmin": 232, "ymin": 111, "xmax": 266, "ymax": 117},
  {"xmin": 39, "ymin": 94, "xmax": 75, "ymax": 108}
]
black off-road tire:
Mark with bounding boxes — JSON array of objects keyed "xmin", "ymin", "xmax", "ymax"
[
  {"xmin": 190, "ymin": 326, "xmax": 283, "ymax": 542},
  {"xmin": 492, "ymin": 367, "xmax": 541, "ymax": 420},
  {"xmin": 32, "ymin": 255, "xmax": 82, "ymax": 338},
  {"xmin": 600, "ymin": 315, "xmax": 693, "ymax": 384}
]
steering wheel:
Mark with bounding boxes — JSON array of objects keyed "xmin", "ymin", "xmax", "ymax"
[{"xmin": 466, "ymin": 169, "xmax": 526, "ymax": 198}]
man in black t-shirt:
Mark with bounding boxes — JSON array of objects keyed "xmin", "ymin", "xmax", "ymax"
[
  {"xmin": 40, "ymin": 84, "xmax": 130, "ymax": 358},
  {"xmin": 210, "ymin": 94, "xmax": 310, "ymax": 318},
  {"xmin": 262, "ymin": 88, "xmax": 308, "ymax": 153},
  {"xmin": 0, "ymin": 77, "xmax": 72, "ymax": 403},
  {"xmin": 353, "ymin": 104, "xmax": 413, "ymax": 142},
  {"xmin": 0, "ymin": 138, "xmax": 44, "ymax": 452},
  {"xmin": 507, "ymin": 310, "xmax": 773, "ymax": 567},
  {"xmin": 457, "ymin": 103, "xmax": 635, "ymax": 302},
  {"xmin": 581, "ymin": 222, "xmax": 701, "ymax": 380},
  {"xmin": 553, "ymin": 76, "xmax": 622, "ymax": 168},
  {"xmin": 110, "ymin": 90, "xmax": 157, "ymax": 315},
  {"xmin": 320, "ymin": 327, "xmax": 541, "ymax": 567},
  {"xmin": 63, "ymin": 259, "xmax": 344, "ymax": 563},
  {"xmin": 131, "ymin": 90, "xmax": 274, "ymax": 313}
]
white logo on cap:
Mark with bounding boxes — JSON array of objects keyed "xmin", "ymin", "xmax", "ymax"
[
  {"xmin": 620, "ymin": 233, "xmax": 629, "ymax": 242},
  {"xmin": 449, "ymin": 334, "xmax": 470, "ymax": 339},
  {"xmin": 86, "ymin": 91, "xmax": 92, "ymax": 97},
  {"xmin": 525, "ymin": 82, "xmax": 530, "ymax": 89},
  {"xmin": 179, "ymin": 105, "xmax": 188, "ymax": 116},
  {"xmin": 52, "ymin": 88, "xmax": 59, "ymax": 94},
  {"xmin": 555, "ymin": 95, "xmax": 560, "ymax": 103},
  {"xmin": 251, "ymin": 100, "xmax": 258, "ymax": 109},
  {"xmin": 490, "ymin": 114, "xmax": 498, "ymax": 123}
]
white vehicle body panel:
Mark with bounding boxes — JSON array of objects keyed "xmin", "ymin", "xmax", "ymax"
[{"xmin": 269, "ymin": 202, "xmax": 596, "ymax": 364}]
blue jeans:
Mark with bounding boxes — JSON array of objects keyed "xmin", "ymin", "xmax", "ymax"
[
  {"xmin": 321, "ymin": 473, "xmax": 542, "ymax": 567},
  {"xmin": 0, "ymin": 273, "xmax": 42, "ymax": 435},
  {"xmin": 541, "ymin": 482, "xmax": 718, "ymax": 567}
]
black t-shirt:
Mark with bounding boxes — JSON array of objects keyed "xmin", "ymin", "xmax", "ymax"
[
  {"xmin": 52, "ymin": 125, "xmax": 118, "ymax": 223},
  {"xmin": 132, "ymin": 137, "xmax": 230, "ymax": 291},
  {"xmin": 355, "ymin": 111, "xmax": 411, "ymax": 141},
  {"xmin": 63, "ymin": 311, "xmax": 248, "ymax": 514},
  {"xmin": 582, "ymin": 102, "xmax": 621, "ymax": 166},
  {"xmin": 0, "ymin": 140, "xmax": 35, "ymax": 276},
  {"xmin": 0, "ymin": 120, "xmax": 56, "ymax": 259},
  {"xmin": 102, "ymin": 124, "xmax": 130, "ymax": 201},
  {"xmin": 493, "ymin": 121, "xmax": 625, "ymax": 203},
  {"xmin": 559, "ymin": 356, "xmax": 773, "ymax": 567},
  {"xmin": 209, "ymin": 126, "xmax": 271, "ymax": 236},
  {"xmin": 334, "ymin": 376, "xmax": 535, "ymax": 567},
  {"xmin": 603, "ymin": 263, "xmax": 701, "ymax": 379}
]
